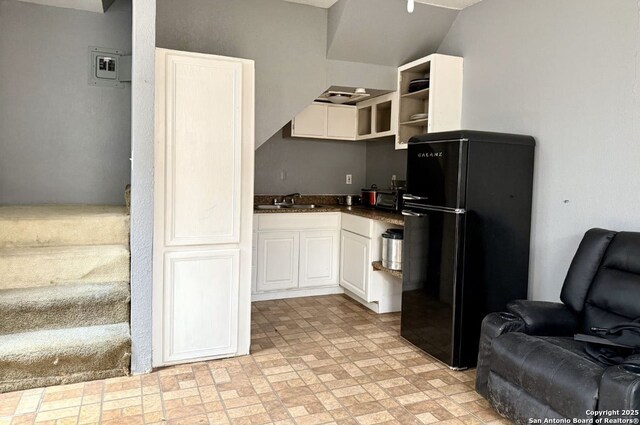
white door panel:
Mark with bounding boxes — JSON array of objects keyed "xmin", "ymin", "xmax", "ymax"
[
  {"xmin": 165, "ymin": 58, "xmax": 242, "ymax": 246},
  {"xmin": 327, "ymin": 106, "xmax": 356, "ymax": 140},
  {"xmin": 256, "ymin": 232, "xmax": 299, "ymax": 292},
  {"xmin": 292, "ymin": 104, "xmax": 327, "ymax": 138},
  {"xmin": 340, "ymin": 230, "xmax": 370, "ymax": 300},
  {"xmin": 163, "ymin": 250, "xmax": 239, "ymax": 362},
  {"xmin": 300, "ymin": 230, "xmax": 339, "ymax": 288}
]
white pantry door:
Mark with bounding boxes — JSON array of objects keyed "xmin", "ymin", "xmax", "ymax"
[{"xmin": 153, "ymin": 49, "xmax": 254, "ymax": 367}]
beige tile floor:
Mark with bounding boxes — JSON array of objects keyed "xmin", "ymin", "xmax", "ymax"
[{"xmin": 0, "ymin": 295, "xmax": 511, "ymax": 425}]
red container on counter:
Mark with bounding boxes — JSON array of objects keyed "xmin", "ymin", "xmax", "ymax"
[{"xmin": 361, "ymin": 185, "xmax": 378, "ymax": 207}]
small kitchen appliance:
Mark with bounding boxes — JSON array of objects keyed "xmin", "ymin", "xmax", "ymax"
[
  {"xmin": 361, "ymin": 185, "xmax": 378, "ymax": 207},
  {"xmin": 375, "ymin": 189, "xmax": 404, "ymax": 212}
]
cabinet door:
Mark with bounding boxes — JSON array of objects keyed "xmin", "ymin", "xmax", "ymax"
[
  {"xmin": 299, "ymin": 230, "xmax": 339, "ymax": 288},
  {"xmin": 292, "ymin": 104, "xmax": 327, "ymax": 138},
  {"xmin": 153, "ymin": 49, "xmax": 254, "ymax": 367},
  {"xmin": 256, "ymin": 232, "xmax": 299, "ymax": 292},
  {"xmin": 340, "ymin": 230, "xmax": 370, "ymax": 300},
  {"xmin": 162, "ymin": 250, "xmax": 239, "ymax": 363},
  {"xmin": 327, "ymin": 106, "xmax": 357, "ymax": 140}
]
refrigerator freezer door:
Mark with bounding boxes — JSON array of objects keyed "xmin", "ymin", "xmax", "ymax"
[
  {"xmin": 405, "ymin": 140, "xmax": 467, "ymax": 209},
  {"xmin": 400, "ymin": 207, "xmax": 465, "ymax": 368}
]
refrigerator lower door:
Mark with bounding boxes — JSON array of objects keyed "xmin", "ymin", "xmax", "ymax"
[{"xmin": 400, "ymin": 207, "xmax": 466, "ymax": 368}]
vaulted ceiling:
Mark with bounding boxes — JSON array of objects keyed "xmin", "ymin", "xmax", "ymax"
[
  {"xmin": 284, "ymin": 0, "xmax": 482, "ymax": 11},
  {"xmin": 416, "ymin": 0, "xmax": 483, "ymax": 10},
  {"xmin": 14, "ymin": 0, "xmax": 115, "ymax": 13},
  {"xmin": 327, "ymin": 0, "xmax": 460, "ymax": 66}
]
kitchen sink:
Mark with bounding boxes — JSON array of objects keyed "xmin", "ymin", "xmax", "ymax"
[
  {"xmin": 255, "ymin": 205, "xmax": 287, "ymax": 210},
  {"xmin": 290, "ymin": 204, "xmax": 323, "ymax": 209},
  {"xmin": 255, "ymin": 204, "xmax": 324, "ymax": 210}
]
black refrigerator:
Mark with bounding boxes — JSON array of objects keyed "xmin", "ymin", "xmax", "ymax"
[{"xmin": 400, "ymin": 130, "xmax": 535, "ymax": 369}]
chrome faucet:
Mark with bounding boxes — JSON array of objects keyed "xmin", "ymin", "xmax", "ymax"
[{"xmin": 273, "ymin": 193, "xmax": 301, "ymax": 207}]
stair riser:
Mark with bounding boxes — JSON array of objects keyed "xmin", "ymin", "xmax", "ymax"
[
  {"xmin": 0, "ymin": 216, "xmax": 129, "ymax": 248},
  {"xmin": 0, "ymin": 341, "xmax": 130, "ymax": 393},
  {"xmin": 0, "ymin": 249, "xmax": 130, "ymax": 289},
  {"xmin": 0, "ymin": 369, "xmax": 127, "ymax": 394},
  {"xmin": 0, "ymin": 301, "xmax": 129, "ymax": 336}
]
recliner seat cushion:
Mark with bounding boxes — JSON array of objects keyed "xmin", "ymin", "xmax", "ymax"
[{"xmin": 490, "ymin": 332, "xmax": 605, "ymax": 419}]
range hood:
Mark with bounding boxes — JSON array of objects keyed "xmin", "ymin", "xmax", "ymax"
[{"xmin": 316, "ymin": 88, "xmax": 371, "ymax": 105}]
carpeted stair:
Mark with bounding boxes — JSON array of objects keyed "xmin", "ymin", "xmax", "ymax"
[{"xmin": 0, "ymin": 205, "xmax": 131, "ymax": 393}]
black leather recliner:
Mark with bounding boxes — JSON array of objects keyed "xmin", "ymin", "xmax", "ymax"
[{"xmin": 476, "ymin": 228, "xmax": 640, "ymax": 423}]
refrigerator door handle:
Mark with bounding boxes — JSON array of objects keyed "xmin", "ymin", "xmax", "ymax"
[
  {"xmin": 404, "ymin": 206, "xmax": 466, "ymax": 215},
  {"xmin": 403, "ymin": 194, "xmax": 429, "ymax": 201},
  {"xmin": 402, "ymin": 210, "xmax": 427, "ymax": 217}
]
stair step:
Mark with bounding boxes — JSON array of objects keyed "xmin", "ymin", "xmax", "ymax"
[
  {"xmin": 0, "ymin": 245, "xmax": 130, "ymax": 289},
  {"xmin": 0, "ymin": 323, "xmax": 130, "ymax": 393},
  {"xmin": 0, "ymin": 282, "xmax": 130, "ymax": 335},
  {"xmin": 0, "ymin": 205, "xmax": 129, "ymax": 248}
]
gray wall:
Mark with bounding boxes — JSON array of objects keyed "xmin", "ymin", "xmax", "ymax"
[
  {"xmin": 365, "ymin": 138, "xmax": 407, "ymax": 188},
  {"xmin": 255, "ymin": 131, "xmax": 407, "ymax": 195},
  {"xmin": 327, "ymin": 60, "xmax": 397, "ymax": 91},
  {"xmin": 438, "ymin": 0, "xmax": 640, "ymax": 301},
  {"xmin": 156, "ymin": 0, "xmax": 328, "ymax": 149},
  {"xmin": 0, "ymin": 0, "xmax": 132, "ymax": 205},
  {"xmin": 255, "ymin": 129, "xmax": 366, "ymax": 195},
  {"xmin": 156, "ymin": 0, "xmax": 404, "ymax": 149},
  {"xmin": 130, "ymin": 0, "xmax": 155, "ymax": 374}
]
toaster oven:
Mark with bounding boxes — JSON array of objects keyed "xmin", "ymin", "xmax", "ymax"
[{"xmin": 375, "ymin": 190, "xmax": 404, "ymax": 212}]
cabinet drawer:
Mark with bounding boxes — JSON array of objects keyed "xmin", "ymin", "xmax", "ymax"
[
  {"xmin": 341, "ymin": 213, "xmax": 373, "ymax": 238},
  {"xmin": 257, "ymin": 213, "xmax": 340, "ymax": 231}
]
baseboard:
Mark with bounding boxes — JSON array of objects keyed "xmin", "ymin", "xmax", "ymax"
[
  {"xmin": 342, "ymin": 288, "xmax": 401, "ymax": 314},
  {"xmin": 251, "ymin": 286, "xmax": 344, "ymax": 302}
]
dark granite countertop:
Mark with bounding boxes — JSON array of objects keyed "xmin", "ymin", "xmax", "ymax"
[{"xmin": 253, "ymin": 204, "xmax": 404, "ymax": 226}]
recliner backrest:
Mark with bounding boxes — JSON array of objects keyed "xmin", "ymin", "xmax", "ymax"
[
  {"xmin": 560, "ymin": 228, "xmax": 617, "ymax": 313},
  {"xmin": 582, "ymin": 231, "xmax": 640, "ymax": 332}
]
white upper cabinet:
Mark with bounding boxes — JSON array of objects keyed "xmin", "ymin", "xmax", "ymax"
[
  {"xmin": 356, "ymin": 93, "xmax": 397, "ymax": 141},
  {"xmin": 395, "ymin": 53, "xmax": 463, "ymax": 150},
  {"xmin": 291, "ymin": 94, "xmax": 399, "ymax": 142},
  {"xmin": 153, "ymin": 49, "xmax": 255, "ymax": 367},
  {"xmin": 327, "ymin": 106, "xmax": 357, "ymax": 139},
  {"xmin": 292, "ymin": 103, "xmax": 356, "ymax": 141},
  {"xmin": 291, "ymin": 103, "xmax": 327, "ymax": 138}
]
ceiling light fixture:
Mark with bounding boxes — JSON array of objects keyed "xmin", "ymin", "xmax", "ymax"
[{"xmin": 407, "ymin": 0, "xmax": 415, "ymax": 13}]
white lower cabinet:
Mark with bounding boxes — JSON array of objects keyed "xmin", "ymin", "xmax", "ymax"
[
  {"xmin": 256, "ymin": 232, "xmax": 299, "ymax": 292},
  {"xmin": 339, "ymin": 230, "xmax": 370, "ymax": 300},
  {"xmin": 253, "ymin": 213, "xmax": 341, "ymax": 300},
  {"xmin": 253, "ymin": 212, "xmax": 402, "ymax": 312},
  {"xmin": 300, "ymin": 231, "xmax": 339, "ymax": 288},
  {"xmin": 339, "ymin": 214, "xmax": 403, "ymax": 313}
]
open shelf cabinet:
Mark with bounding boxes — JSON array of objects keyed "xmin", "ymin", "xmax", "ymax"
[
  {"xmin": 356, "ymin": 92, "xmax": 396, "ymax": 141},
  {"xmin": 394, "ymin": 54, "xmax": 463, "ymax": 150}
]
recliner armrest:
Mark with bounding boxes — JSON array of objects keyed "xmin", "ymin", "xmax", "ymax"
[
  {"xmin": 598, "ymin": 363, "xmax": 640, "ymax": 412},
  {"xmin": 475, "ymin": 312, "xmax": 526, "ymax": 397},
  {"xmin": 507, "ymin": 300, "xmax": 579, "ymax": 336}
]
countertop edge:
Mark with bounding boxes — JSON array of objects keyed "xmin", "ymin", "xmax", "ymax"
[{"xmin": 253, "ymin": 206, "xmax": 404, "ymax": 226}]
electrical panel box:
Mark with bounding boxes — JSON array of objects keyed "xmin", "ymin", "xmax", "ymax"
[{"xmin": 89, "ymin": 46, "xmax": 131, "ymax": 88}]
